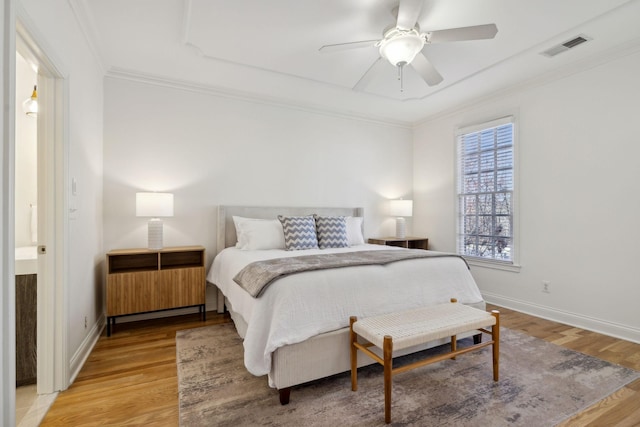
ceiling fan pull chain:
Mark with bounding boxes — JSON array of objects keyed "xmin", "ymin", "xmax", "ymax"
[{"xmin": 399, "ymin": 63, "xmax": 405, "ymax": 92}]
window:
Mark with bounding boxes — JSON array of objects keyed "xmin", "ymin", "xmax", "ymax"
[{"xmin": 456, "ymin": 117, "xmax": 516, "ymax": 266}]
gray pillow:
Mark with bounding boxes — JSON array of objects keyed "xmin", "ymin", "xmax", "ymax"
[
  {"xmin": 314, "ymin": 215, "xmax": 349, "ymax": 249},
  {"xmin": 277, "ymin": 215, "xmax": 319, "ymax": 250}
]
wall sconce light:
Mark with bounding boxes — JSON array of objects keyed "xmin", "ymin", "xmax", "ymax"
[
  {"xmin": 136, "ymin": 192, "xmax": 174, "ymax": 250},
  {"xmin": 389, "ymin": 199, "xmax": 413, "ymax": 238},
  {"xmin": 22, "ymin": 85, "xmax": 38, "ymax": 117}
]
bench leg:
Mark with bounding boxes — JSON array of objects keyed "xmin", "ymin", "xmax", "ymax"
[
  {"xmin": 491, "ymin": 310, "xmax": 500, "ymax": 381},
  {"xmin": 383, "ymin": 335, "xmax": 393, "ymax": 424},
  {"xmin": 350, "ymin": 316, "xmax": 358, "ymax": 391},
  {"xmin": 450, "ymin": 334, "xmax": 457, "ymax": 360}
]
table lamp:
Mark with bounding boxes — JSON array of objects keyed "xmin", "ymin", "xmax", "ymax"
[
  {"xmin": 389, "ymin": 199, "xmax": 413, "ymax": 239},
  {"xmin": 136, "ymin": 192, "xmax": 174, "ymax": 250}
]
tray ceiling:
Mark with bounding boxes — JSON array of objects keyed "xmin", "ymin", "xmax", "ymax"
[{"xmin": 77, "ymin": 0, "xmax": 640, "ymax": 124}]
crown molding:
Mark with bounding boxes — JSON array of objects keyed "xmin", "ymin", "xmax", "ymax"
[
  {"xmin": 413, "ymin": 36, "xmax": 640, "ymax": 128},
  {"xmin": 67, "ymin": 0, "xmax": 107, "ymax": 74},
  {"xmin": 105, "ymin": 67, "xmax": 413, "ymax": 129}
]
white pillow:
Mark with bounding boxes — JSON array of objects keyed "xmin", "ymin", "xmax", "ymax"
[
  {"xmin": 345, "ymin": 216, "xmax": 365, "ymax": 246},
  {"xmin": 232, "ymin": 216, "xmax": 252, "ymax": 248},
  {"xmin": 232, "ymin": 216, "xmax": 286, "ymax": 250}
]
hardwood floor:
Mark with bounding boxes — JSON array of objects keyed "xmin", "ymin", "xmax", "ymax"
[
  {"xmin": 40, "ymin": 313, "xmax": 230, "ymax": 426},
  {"xmin": 40, "ymin": 306, "xmax": 639, "ymax": 426},
  {"xmin": 488, "ymin": 305, "xmax": 640, "ymax": 427}
]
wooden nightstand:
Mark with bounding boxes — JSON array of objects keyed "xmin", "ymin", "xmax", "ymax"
[
  {"xmin": 106, "ymin": 245, "xmax": 206, "ymax": 336},
  {"xmin": 368, "ymin": 237, "xmax": 429, "ymax": 250}
]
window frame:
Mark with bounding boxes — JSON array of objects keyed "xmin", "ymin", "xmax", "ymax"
[{"xmin": 455, "ymin": 116, "xmax": 520, "ymax": 271}]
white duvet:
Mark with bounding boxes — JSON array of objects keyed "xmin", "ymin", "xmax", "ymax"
[{"xmin": 207, "ymin": 244, "xmax": 483, "ymax": 377}]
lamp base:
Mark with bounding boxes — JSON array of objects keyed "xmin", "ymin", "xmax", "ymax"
[
  {"xmin": 395, "ymin": 217, "xmax": 406, "ymax": 239},
  {"xmin": 148, "ymin": 218, "xmax": 164, "ymax": 250}
]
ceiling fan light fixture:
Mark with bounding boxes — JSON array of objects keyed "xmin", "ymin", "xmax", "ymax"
[{"xmin": 378, "ymin": 28, "xmax": 424, "ymax": 67}]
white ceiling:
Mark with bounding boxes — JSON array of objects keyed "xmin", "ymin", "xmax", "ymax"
[{"xmin": 78, "ymin": 0, "xmax": 640, "ymax": 125}]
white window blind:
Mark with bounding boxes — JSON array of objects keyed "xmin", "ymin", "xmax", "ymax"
[{"xmin": 456, "ymin": 117, "xmax": 515, "ymax": 263}]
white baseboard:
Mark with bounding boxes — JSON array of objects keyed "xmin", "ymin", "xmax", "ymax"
[
  {"xmin": 483, "ymin": 292, "xmax": 640, "ymax": 344},
  {"xmin": 68, "ymin": 314, "xmax": 105, "ymax": 386},
  {"xmin": 66, "ymin": 286, "xmax": 221, "ymax": 387}
]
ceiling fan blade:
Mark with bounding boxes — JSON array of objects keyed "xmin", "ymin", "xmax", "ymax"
[
  {"xmin": 411, "ymin": 52, "xmax": 443, "ymax": 86},
  {"xmin": 353, "ymin": 57, "xmax": 384, "ymax": 91},
  {"xmin": 319, "ymin": 40, "xmax": 379, "ymax": 53},
  {"xmin": 427, "ymin": 24, "xmax": 498, "ymax": 43},
  {"xmin": 396, "ymin": 0, "xmax": 423, "ymax": 30}
]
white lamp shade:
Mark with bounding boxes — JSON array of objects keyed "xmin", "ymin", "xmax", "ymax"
[
  {"xmin": 389, "ymin": 199, "xmax": 413, "ymax": 217},
  {"xmin": 136, "ymin": 193, "xmax": 174, "ymax": 217}
]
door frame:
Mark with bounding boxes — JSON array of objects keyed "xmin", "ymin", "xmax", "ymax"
[
  {"xmin": 2, "ymin": 1, "xmax": 18, "ymax": 425},
  {"xmin": 16, "ymin": 12, "xmax": 69, "ymax": 395}
]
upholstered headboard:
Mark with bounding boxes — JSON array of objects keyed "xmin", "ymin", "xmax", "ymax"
[{"xmin": 216, "ymin": 206, "xmax": 364, "ymax": 255}]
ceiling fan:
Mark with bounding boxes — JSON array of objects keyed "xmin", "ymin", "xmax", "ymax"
[{"xmin": 319, "ymin": 0, "xmax": 498, "ymax": 92}]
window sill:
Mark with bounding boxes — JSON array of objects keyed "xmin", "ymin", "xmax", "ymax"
[{"xmin": 464, "ymin": 257, "xmax": 521, "ymax": 273}]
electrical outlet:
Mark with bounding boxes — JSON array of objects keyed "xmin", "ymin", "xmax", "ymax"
[
  {"xmin": 84, "ymin": 316, "xmax": 88, "ymax": 329},
  {"xmin": 542, "ymin": 280, "xmax": 551, "ymax": 293}
]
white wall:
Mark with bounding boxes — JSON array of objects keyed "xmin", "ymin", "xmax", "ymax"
[
  {"xmin": 103, "ymin": 77, "xmax": 414, "ymax": 309},
  {"xmin": 21, "ymin": 0, "xmax": 104, "ymax": 377},
  {"xmin": 15, "ymin": 52, "xmax": 37, "ymax": 248},
  {"xmin": 414, "ymin": 49, "xmax": 640, "ymax": 342}
]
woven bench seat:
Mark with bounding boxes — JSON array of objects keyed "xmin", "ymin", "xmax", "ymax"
[
  {"xmin": 353, "ymin": 302, "xmax": 497, "ymax": 351},
  {"xmin": 350, "ymin": 299, "xmax": 500, "ymax": 424}
]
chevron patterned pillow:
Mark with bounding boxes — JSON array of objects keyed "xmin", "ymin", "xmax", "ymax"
[
  {"xmin": 278, "ymin": 215, "xmax": 319, "ymax": 250},
  {"xmin": 314, "ymin": 215, "xmax": 349, "ymax": 249}
]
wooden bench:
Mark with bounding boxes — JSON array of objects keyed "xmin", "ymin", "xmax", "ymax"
[{"xmin": 349, "ymin": 298, "xmax": 500, "ymax": 424}]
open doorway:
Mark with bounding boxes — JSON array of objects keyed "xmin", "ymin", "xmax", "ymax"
[
  {"xmin": 14, "ymin": 48, "xmax": 39, "ymax": 425},
  {"xmin": 15, "ymin": 18, "xmax": 68, "ymax": 426}
]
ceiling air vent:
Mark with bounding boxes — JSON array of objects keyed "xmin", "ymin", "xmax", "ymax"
[{"xmin": 541, "ymin": 34, "xmax": 592, "ymax": 58}]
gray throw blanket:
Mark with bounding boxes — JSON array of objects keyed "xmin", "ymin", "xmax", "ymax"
[{"xmin": 233, "ymin": 250, "xmax": 468, "ymax": 297}]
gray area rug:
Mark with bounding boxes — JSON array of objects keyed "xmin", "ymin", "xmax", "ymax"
[{"xmin": 176, "ymin": 323, "xmax": 639, "ymax": 426}]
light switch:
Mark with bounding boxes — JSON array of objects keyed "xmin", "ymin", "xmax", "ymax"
[{"xmin": 71, "ymin": 177, "xmax": 77, "ymax": 196}]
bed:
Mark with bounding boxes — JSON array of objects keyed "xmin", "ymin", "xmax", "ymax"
[{"xmin": 206, "ymin": 205, "xmax": 485, "ymax": 404}]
